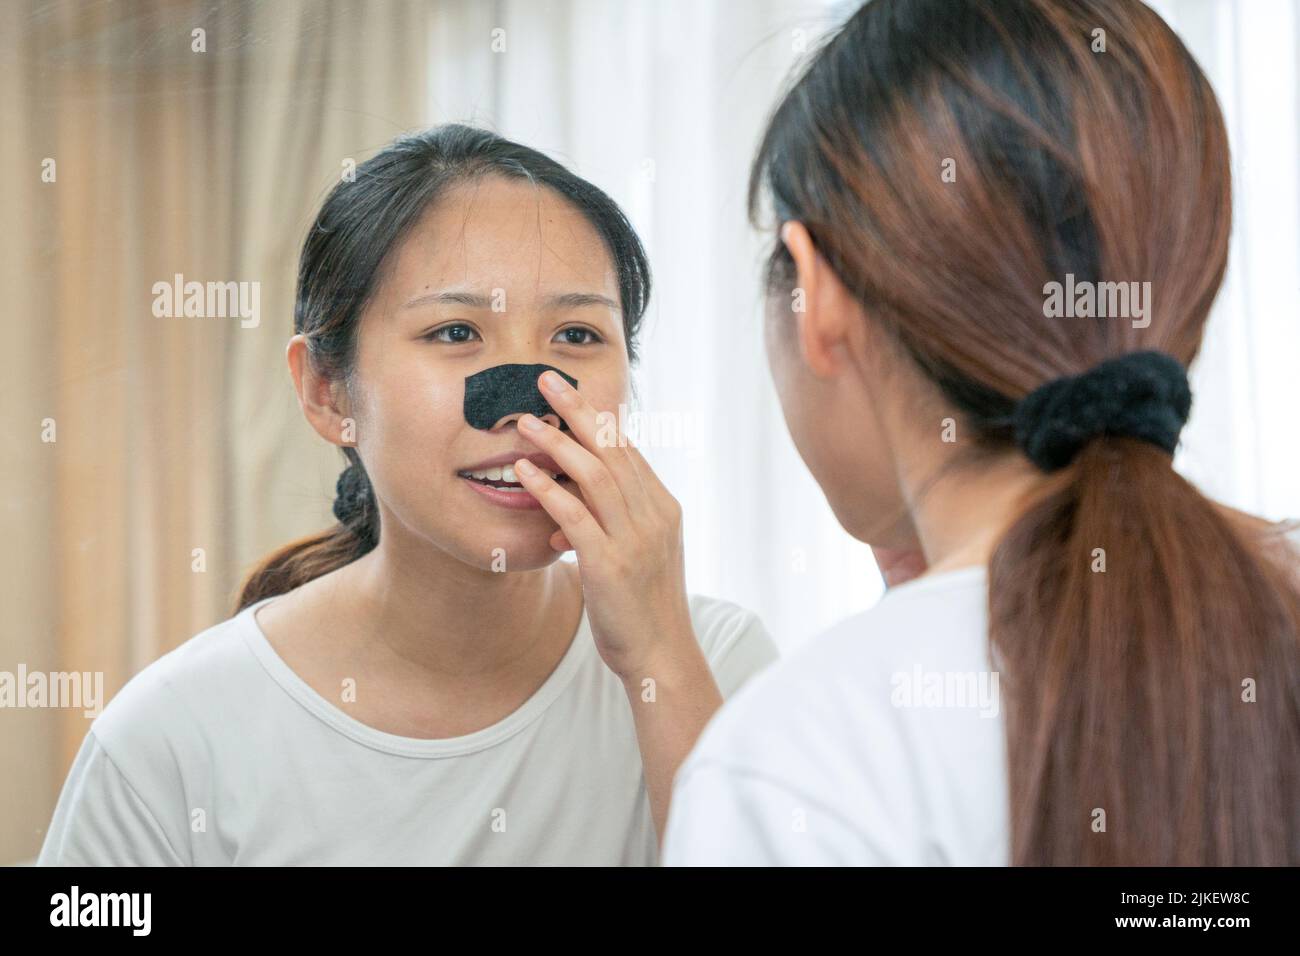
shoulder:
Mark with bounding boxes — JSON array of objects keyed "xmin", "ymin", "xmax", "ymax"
[
  {"xmin": 683, "ymin": 593, "xmax": 781, "ymax": 698},
  {"xmin": 692, "ymin": 567, "xmax": 991, "ymax": 751},
  {"xmin": 90, "ymin": 607, "xmax": 266, "ymax": 785},
  {"xmin": 38, "ymin": 725, "xmax": 189, "ymax": 865},
  {"xmin": 40, "ymin": 608, "xmax": 265, "ymax": 867},
  {"xmin": 684, "ymin": 593, "xmax": 772, "ymax": 658},
  {"xmin": 671, "ymin": 568, "xmax": 997, "ymax": 857}
]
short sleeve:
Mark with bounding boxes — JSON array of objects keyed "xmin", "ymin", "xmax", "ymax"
[
  {"xmin": 700, "ymin": 606, "xmax": 780, "ymax": 699},
  {"xmin": 37, "ymin": 730, "xmax": 187, "ymax": 866},
  {"xmin": 662, "ymin": 759, "xmax": 875, "ymax": 865}
]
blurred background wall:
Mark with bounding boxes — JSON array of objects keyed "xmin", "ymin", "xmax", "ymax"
[{"xmin": 2, "ymin": 0, "xmax": 1297, "ymax": 865}]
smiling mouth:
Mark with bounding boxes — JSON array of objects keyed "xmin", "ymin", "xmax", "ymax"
[{"xmin": 457, "ymin": 464, "xmax": 571, "ymax": 491}]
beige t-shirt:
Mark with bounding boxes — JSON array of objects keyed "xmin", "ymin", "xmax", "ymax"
[{"xmin": 37, "ymin": 592, "xmax": 779, "ymax": 866}]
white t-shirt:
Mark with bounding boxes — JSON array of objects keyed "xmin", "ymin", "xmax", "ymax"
[
  {"xmin": 37, "ymin": 592, "xmax": 779, "ymax": 866},
  {"xmin": 662, "ymin": 522, "xmax": 1300, "ymax": 866}
]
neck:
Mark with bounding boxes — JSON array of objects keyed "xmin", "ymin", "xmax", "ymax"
[
  {"xmin": 335, "ymin": 525, "xmax": 581, "ymax": 682},
  {"xmin": 902, "ymin": 451, "xmax": 1051, "ymax": 576}
]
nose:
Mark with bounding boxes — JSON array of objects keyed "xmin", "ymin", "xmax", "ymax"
[{"xmin": 489, "ymin": 410, "xmax": 564, "ymax": 432}]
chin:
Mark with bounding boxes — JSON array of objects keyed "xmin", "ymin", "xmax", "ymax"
[{"xmin": 460, "ymin": 525, "xmax": 564, "ymax": 572}]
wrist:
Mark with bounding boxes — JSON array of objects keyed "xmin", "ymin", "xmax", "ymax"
[{"xmin": 618, "ymin": 624, "xmax": 708, "ymax": 692}]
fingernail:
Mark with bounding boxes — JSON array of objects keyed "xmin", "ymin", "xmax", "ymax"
[
  {"xmin": 515, "ymin": 458, "xmax": 537, "ymax": 476},
  {"xmin": 519, "ymin": 414, "xmax": 545, "ymax": 431},
  {"xmin": 541, "ymin": 370, "xmax": 567, "ymax": 392}
]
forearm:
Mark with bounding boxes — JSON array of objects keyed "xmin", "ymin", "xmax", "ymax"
[{"xmin": 620, "ymin": 631, "xmax": 724, "ymax": 847}]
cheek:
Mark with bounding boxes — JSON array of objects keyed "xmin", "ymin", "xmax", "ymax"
[
  {"xmin": 571, "ymin": 366, "xmax": 629, "ymax": 420},
  {"xmin": 764, "ymin": 296, "xmax": 801, "ymax": 387},
  {"xmin": 354, "ymin": 361, "xmax": 465, "ymax": 461},
  {"xmin": 764, "ymin": 311, "xmax": 813, "ymax": 434},
  {"xmin": 765, "ymin": 312, "xmax": 865, "ymax": 495}
]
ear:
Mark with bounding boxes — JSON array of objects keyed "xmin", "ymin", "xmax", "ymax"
[
  {"xmin": 781, "ymin": 221, "xmax": 855, "ymax": 379},
  {"xmin": 287, "ymin": 334, "xmax": 355, "ymax": 447}
]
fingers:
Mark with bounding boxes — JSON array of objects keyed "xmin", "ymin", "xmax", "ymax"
[
  {"xmin": 513, "ymin": 458, "xmax": 608, "ymax": 556},
  {"xmin": 536, "ymin": 370, "xmax": 649, "ymax": 511},
  {"xmin": 615, "ymin": 439, "xmax": 672, "ymax": 503},
  {"xmin": 593, "ymin": 431, "xmax": 676, "ymax": 525},
  {"xmin": 518, "ymin": 411, "xmax": 634, "ymax": 537}
]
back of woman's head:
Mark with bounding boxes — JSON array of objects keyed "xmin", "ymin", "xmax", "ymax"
[
  {"xmin": 235, "ymin": 124, "xmax": 650, "ymax": 613},
  {"xmin": 751, "ymin": 0, "xmax": 1300, "ymax": 864}
]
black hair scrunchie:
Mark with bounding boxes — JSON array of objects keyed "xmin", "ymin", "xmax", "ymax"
[
  {"xmin": 1014, "ymin": 350, "xmax": 1192, "ymax": 472},
  {"xmin": 332, "ymin": 460, "xmax": 373, "ymax": 525}
]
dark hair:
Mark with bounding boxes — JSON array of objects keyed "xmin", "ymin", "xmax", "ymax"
[
  {"xmin": 751, "ymin": 0, "xmax": 1300, "ymax": 864},
  {"xmin": 236, "ymin": 125, "xmax": 651, "ymax": 611}
]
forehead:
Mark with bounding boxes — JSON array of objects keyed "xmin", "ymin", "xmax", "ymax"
[{"xmin": 383, "ymin": 174, "xmax": 618, "ymax": 301}]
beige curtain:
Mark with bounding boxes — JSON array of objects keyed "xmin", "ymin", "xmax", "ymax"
[{"xmin": 0, "ymin": 0, "xmax": 428, "ymax": 865}]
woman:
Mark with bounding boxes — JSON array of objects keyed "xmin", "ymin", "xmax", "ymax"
[
  {"xmin": 37, "ymin": 126, "xmax": 778, "ymax": 866},
  {"xmin": 663, "ymin": 0, "xmax": 1300, "ymax": 865}
]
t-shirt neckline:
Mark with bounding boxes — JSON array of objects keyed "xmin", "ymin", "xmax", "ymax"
[
  {"xmin": 877, "ymin": 562, "xmax": 987, "ymax": 602},
  {"xmin": 238, "ymin": 594, "xmax": 592, "ymax": 759}
]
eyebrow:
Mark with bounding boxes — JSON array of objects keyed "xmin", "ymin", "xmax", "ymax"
[{"xmin": 402, "ymin": 290, "xmax": 620, "ymax": 312}]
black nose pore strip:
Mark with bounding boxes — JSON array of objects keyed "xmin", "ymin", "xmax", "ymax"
[{"xmin": 463, "ymin": 363, "xmax": 579, "ymax": 431}]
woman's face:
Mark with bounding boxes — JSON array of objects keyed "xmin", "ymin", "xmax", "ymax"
[
  {"xmin": 346, "ymin": 175, "xmax": 630, "ymax": 571},
  {"xmin": 762, "ymin": 228, "xmax": 920, "ymax": 551}
]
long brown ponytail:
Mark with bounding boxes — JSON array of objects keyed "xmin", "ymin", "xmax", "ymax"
[
  {"xmin": 235, "ymin": 125, "xmax": 650, "ymax": 613},
  {"xmin": 751, "ymin": 0, "xmax": 1300, "ymax": 863}
]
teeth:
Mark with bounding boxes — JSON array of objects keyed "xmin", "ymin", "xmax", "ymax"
[{"xmin": 463, "ymin": 464, "xmax": 562, "ymax": 481}]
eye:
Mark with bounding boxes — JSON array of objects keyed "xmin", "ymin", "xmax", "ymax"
[
  {"xmin": 554, "ymin": 326, "xmax": 603, "ymax": 346},
  {"xmin": 423, "ymin": 323, "xmax": 480, "ymax": 344}
]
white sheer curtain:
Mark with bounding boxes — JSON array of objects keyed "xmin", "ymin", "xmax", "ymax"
[{"xmin": 425, "ymin": 0, "xmax": 1300, "ymax": 652}]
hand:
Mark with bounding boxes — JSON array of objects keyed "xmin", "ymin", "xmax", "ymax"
[
  {"xmin": 512, "ymin": 370, "xmax": 693, "ymax": 681},
  {"xmin": 871, "ymin": 546, "xmax": 928, "ymax": 588}
]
